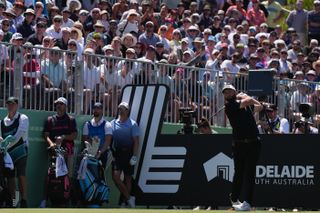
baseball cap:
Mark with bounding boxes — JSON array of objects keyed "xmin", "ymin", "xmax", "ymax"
[
  {"xmin": 266, "ymin": 104, "xmax": 277, "ymax": 111},
  {"xmin": 54, "ymin": 97, "xmax": 68, "ymax": 105},
  {"xmin": 93, "ymin": 102, "xmax": 103, "ymax": 109},
  {"xmin": 6, "ymin": 97, "xmax": 19, "ymax": 104},
  {"xmin": 306, "ymin": 70, "xmax": 316, "ymax": 76},
  {"xmin": 222, "ymin": 84, "xmax": 236, "ymax": 93},
  {"xmin": 12, "ymin": 33, "xmax": 24, "ymax": 40},
  {"xmin": 118, "ymin": 102, "xmax": 129, "ymax": 110}
]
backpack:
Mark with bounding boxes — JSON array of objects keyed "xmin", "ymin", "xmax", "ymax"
[
  {"xmin": 78, "ymin": 156, "xmax": 109, "ymax": 205},
  {"xmin": 47, "ymin": 148, "xmax": 70, "ymax": 206}
]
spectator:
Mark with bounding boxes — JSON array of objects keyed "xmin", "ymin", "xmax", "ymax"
[
  {"xmin": 56, "ymin": 27, "xmax": 71, "ymax": 50},
  {"xmin": 16, "ymin": 8, "xmax": 35, "ymax": 40},
  {"xmin": 0, "ymin": 97, "xmax": 29, "ymax": 207},
  {"xmin": 34, "ymin": 1, "xmax": 45, "ymax": 20},
  {"xmin": 304, "ymin": 39, "xmax": 318, "ymax": 56},
  {"xmin": 12, "ymin": 1, "xmax": 25, "ymax": 26},
  {"xmin": 307, "ymin": 0, "xmax": 320, "ymax": 43},
  {"xmin": 138, "ymin": 21, "xmax": 160, "ymax": 47},
  {"xmin": 279, "ymin": 49, "xmax": 292, "ymax": 74},
  {"xmin": 117, "ymin": 10, "xmax": 139, "ymax": 36},
  {"xmin": 111, "ymin": 101, "xmax": 139, "ymax": 208},
  {"xmin": 309, "ymin": 84, "xmax": 320, "ymax": 114},
  {"xmin": 290, "ymin": 81, "xmax": 311, "ymax": 112},
  {"xmin": 111, "ymin": 36, "xmax": 123, "ymax": 57},
  {"xmin": 41, "ymin": 97, "xmax": 77, "ymax": 207},
  {"xmin": 112, "ymin": 0, "xmax": 129, "ymax": 20},
  {"xmin": 27, "ymin": 21, "xmax": 46, "ymax": 45},
  {"xmin": 1, "ymin": 18, "xmax": 12, "ymax": 42},
  {"xmin": 45, "ymin": 15, "xmax": 63, "ymax": 39},
  {"xmin": 120, "ymin": 33, "xmax": 137, "ymax": 56},
  {"xmin": 286, "ymin": 0, "xmax": 308, "ymax": 45},
  {"xmin": 261, "ymin": 104, "xmax": 290, "ymax": 134},
  {"xmin": 313, "ymin": 60, "xmax": 320, "ymax": 81},
  {"xmin": 221, "ymin": 52, "xmax": 241, "ymax": 73},
  {"xmin": 3, "ymin": 8, "xmax": 17, "ymax": 33},
  {"xmin": 82, "ymin": 48, "xmax": 102, "ymax": 114},
  {"xmin": 261, "ymin": 0, "xmax": 286, "ymax": 32},
  {"xmin": 61, "ymin": 7, "xmax": 74, "ymax": 28},
  {"xmin": 247, "ymin": 0, "xmax": 266, "ymax": 27},
  {"xmin": 82, "ymin": 102, "xmax": 112, "ymax": 168},
  {"xmin": 86, "ymin": 20, "xmax": 108, "ymax": 45},
  {"xmin": 67, "ymin": 0, "xmax": 82, "ymax": 22}
]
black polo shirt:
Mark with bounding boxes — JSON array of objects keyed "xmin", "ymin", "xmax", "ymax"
[{"xmin": 225, "ymin": 99, "xmax": 259, "ymax": 140}]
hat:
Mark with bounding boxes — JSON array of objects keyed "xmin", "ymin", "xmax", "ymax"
[
  {"xmin": 67, "ymin": 0, "xmax": 82, "ymax": 10},
  {"xmin": 146, "ymin": 45, "xmax": 156, "ymax": 51},
  {"xmin": 218, "ymin": 10, "xmax": 225, "ymax": 15},
  {"xmin": 24, "ymin": 8, "xmax": 35, "ymax": 16},
  {"xmin": 266, "ymin": 104, "xmax": 277, "ymax": 111},
  {"xmin": 54, "ymin": 97, "xmax": 68, "ymax": 105},
  {"xmin": 4, "ymin": 8, "xmax": 16, "ymax": 17},
  {"xmin": 61, "ymin": 27, "xmax": 71, "ymax": 33},
  {"xmin": 183, "ymin": 50, "xmax": 194, "ymax": 57},
  {"xmin": 62, "ymin": 7, "xmax": 71, "ymax": 13},
  {"xmin": 181, "ymin": 38, "xmax": 189, "ymax": 44},
  {"xmin": 6, "ymin": 97, "xmax": 18, "ymax": 104},
  {"xmin": 126, "ymin": 48, "xmax": 136, "ymax": 54},
  {"xmin": 298, "ymin": 81, "xmax": 311, "ymax": 89},
  {"xmin": 159, "ymin": 59, "xmax": 168, "ymax": 64},
  {"xmin": 68, "ymin": 39, "xmax": 77, "ymax": 45},
  {"xmin": 35, "ymin": 1, "xmax": 44, "ymax": 7},
  {"xmin": 12, "ymin": 33, "xmax": 23, "ymax": 40},
  {"xmin": 208, "ymin": 35, "xmax": 216, "ymax": 42},
  {"xmin": 203, "ymin": 4, "xmax": 211, "ymax": 10},
  {"xmin": 79, "ymin": 9, "xmax": 89, "ymax": 15},
  {"xmin": 250, "ymin": 53, "xmax": 259, "ymax": 59},
  {"xmin": 93, "ymin": 102, "xmax": 103, "ymax": 109},
  {"xmin": 128, "ymin": 10, "xmax": 139, "ymax": 17},
  {"xmin": 306, "ymin": 70, "xmax": 316, "ymax": 76},
  {"xmin": 121, "ymin": 33, "xmax": 137, "ymax": 47},
  {"xmin": 313, "ymin": 60, "xmax": 320, "ymax": 70},
  {"xmin": 84, "ymin": 48, "xmax": 95, "ymax": 54},
  {"xmin": 222, "ymin": 84, "xmax": 236, "ymax": 93},
  {"xmin": 70, "ymin": 27, "xmax": 83, "ymax": 41},
  {"xmin": 187, "ymin": 25, "xmax": 199, "ymax": 32},
  {"xmin": 155, "ymin": 42, "xmax": 164, "ymax": 47},
  {"xmin": 118, "ymin": 102, "xmax": 129, "ymax": 110},
  {"xmin": 314, "ymin": 0, "xmax": 320, "ymax": 4},
  {"xmin": 53, "ymin": 15, "xmax": 63, "ymax": 21},
  {"xmin": 36, "ymin": 21, "xmax": 46, "ymax": 28},
  {"xmin": 193, "ymin": 37, "xmax": 204, "ymax": 43},
  {"xmin": 94, "ymin": 20, "xmax": 105, "ymax": 28},
  {"xmin": 294, "ymin": 71, "xmax": 304, "ymax": 77},
  {"xmin": 236, "ymin": 43, "xmax": 244, "ymax": 48},
  {"xmin": 102, "ymin": 44, "xmax": 114, "ymax": 52}
]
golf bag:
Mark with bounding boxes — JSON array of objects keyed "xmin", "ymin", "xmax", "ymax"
[
  {"xmin": 77, "ymin": 155, "xmax": 109, "ymax": 206},
  {"xmin": 47, "ymin": 147, "xmax": 70, "ymax": 206}
]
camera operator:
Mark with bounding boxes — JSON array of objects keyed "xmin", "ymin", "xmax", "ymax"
[
  {"xmin": 259, "ymin": 104, "xmax": 290, "ymax": 134},
  {"xmin": 222, "ymin": 84, "xmax": 263, "ymax": 211},
  {"xmin": 196, "ymin": 117, "xmax": 217, "ymax": 134},
  {"xmin": 293, "ymin": 118, "xmax": 318, "ymax": 134}
]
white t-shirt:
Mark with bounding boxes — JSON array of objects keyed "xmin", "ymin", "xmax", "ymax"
[
  {"xmin": 83, "ymin": 63, "xmax": 101, "ymax": 91},
  {"xmin": 221, "ymin": 60, "xmax": 240, "ymax": 73}
]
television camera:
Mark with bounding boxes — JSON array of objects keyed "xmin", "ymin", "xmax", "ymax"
[{"xmin": 177, "ymin": 108, "xmax": 196, "ymax": 135}]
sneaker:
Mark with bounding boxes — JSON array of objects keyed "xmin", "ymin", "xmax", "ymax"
[
  {"xmin": 39, "ymin": 200, "xmax": 47, "ymax": 208},
  {"xmin": 206, "ymin": 206, "xmax": 212, "ymax": 210},
  {"xmin": 233, "ymin": 201, "xmax": 251, "ymax": 211},
  {"xmin": 127, "ymin": 196, "xmax": 135, "ymax": 208},
  {"xmin": 193, "ymin": 206, "xmax": 201, "ymax": 210}
]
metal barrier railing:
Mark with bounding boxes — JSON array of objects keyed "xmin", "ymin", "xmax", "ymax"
[{"xmin": 1, "ymin": 42, "xmax": 319, "ymax": 130}]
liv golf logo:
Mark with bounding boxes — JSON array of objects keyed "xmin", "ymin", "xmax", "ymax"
[{"xmin": 204, "ymin": 153, "xmax": 315, "ymax": 186}]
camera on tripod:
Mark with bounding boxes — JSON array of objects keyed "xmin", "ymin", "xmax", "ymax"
[{"xmin": 177, "ymin": 108, "xmax": 196, "ymax": 135}]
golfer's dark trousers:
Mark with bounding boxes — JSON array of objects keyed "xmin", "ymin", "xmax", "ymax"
[{"xmin": 231, "ymin": 138, "xmax": 261, "ymax": 205}]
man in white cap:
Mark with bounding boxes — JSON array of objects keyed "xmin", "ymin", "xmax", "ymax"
[
  {"xmin": 40, "ymin": 97, "xmax": 77, "ymax": 207},
  {"xmin": 222, "ymin": 84, "xmax": 262, "ymax": 211},
  {"xmin": 16, "ymin": 8, "xmax": 35, "ymax": 39},
  {"xmin": 111, "ymin": 101, "xmax": 139, "ymax": 208}
]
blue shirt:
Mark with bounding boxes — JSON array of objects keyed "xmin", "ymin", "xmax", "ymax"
[{"xmin": 111, "ymin": 118, "xmax": 139, "ymax": 149}]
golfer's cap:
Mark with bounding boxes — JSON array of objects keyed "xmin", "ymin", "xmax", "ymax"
[
  {"xmin": 6, "ymin": 97, "xmax": 18, "ymax": 104},
  {"xmin": 222, "ymin": 84, "xmax": 236, "ymax": 93},
  {"xmin": 93, "ymin": 102, "xmax": 103, "ymax": 108},
  {"xmin": 54, "ymin": 97, "xmax": 68, "ymax": 105},
  {"xmin": 118, "ymin": 102, "xmax": 129, "ymax": 110}
]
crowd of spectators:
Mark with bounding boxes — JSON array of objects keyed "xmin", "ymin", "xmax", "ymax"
[{"xmin": 0, "ymin": 0, "xmax": 320, "ymax": 129}]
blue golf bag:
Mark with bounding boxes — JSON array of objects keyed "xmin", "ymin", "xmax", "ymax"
[{"xmin": 77, "ymin": 155, "xmax": 109, "ymax": 206}]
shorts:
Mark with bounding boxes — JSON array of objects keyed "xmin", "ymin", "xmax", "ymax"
[
  {"xmin": 112, "ymin": 148, "xmax": 134, "ymax": 176},
  {"xmin": 5, "ymin": 156, "xmax": 28, "ymax": 178}
]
